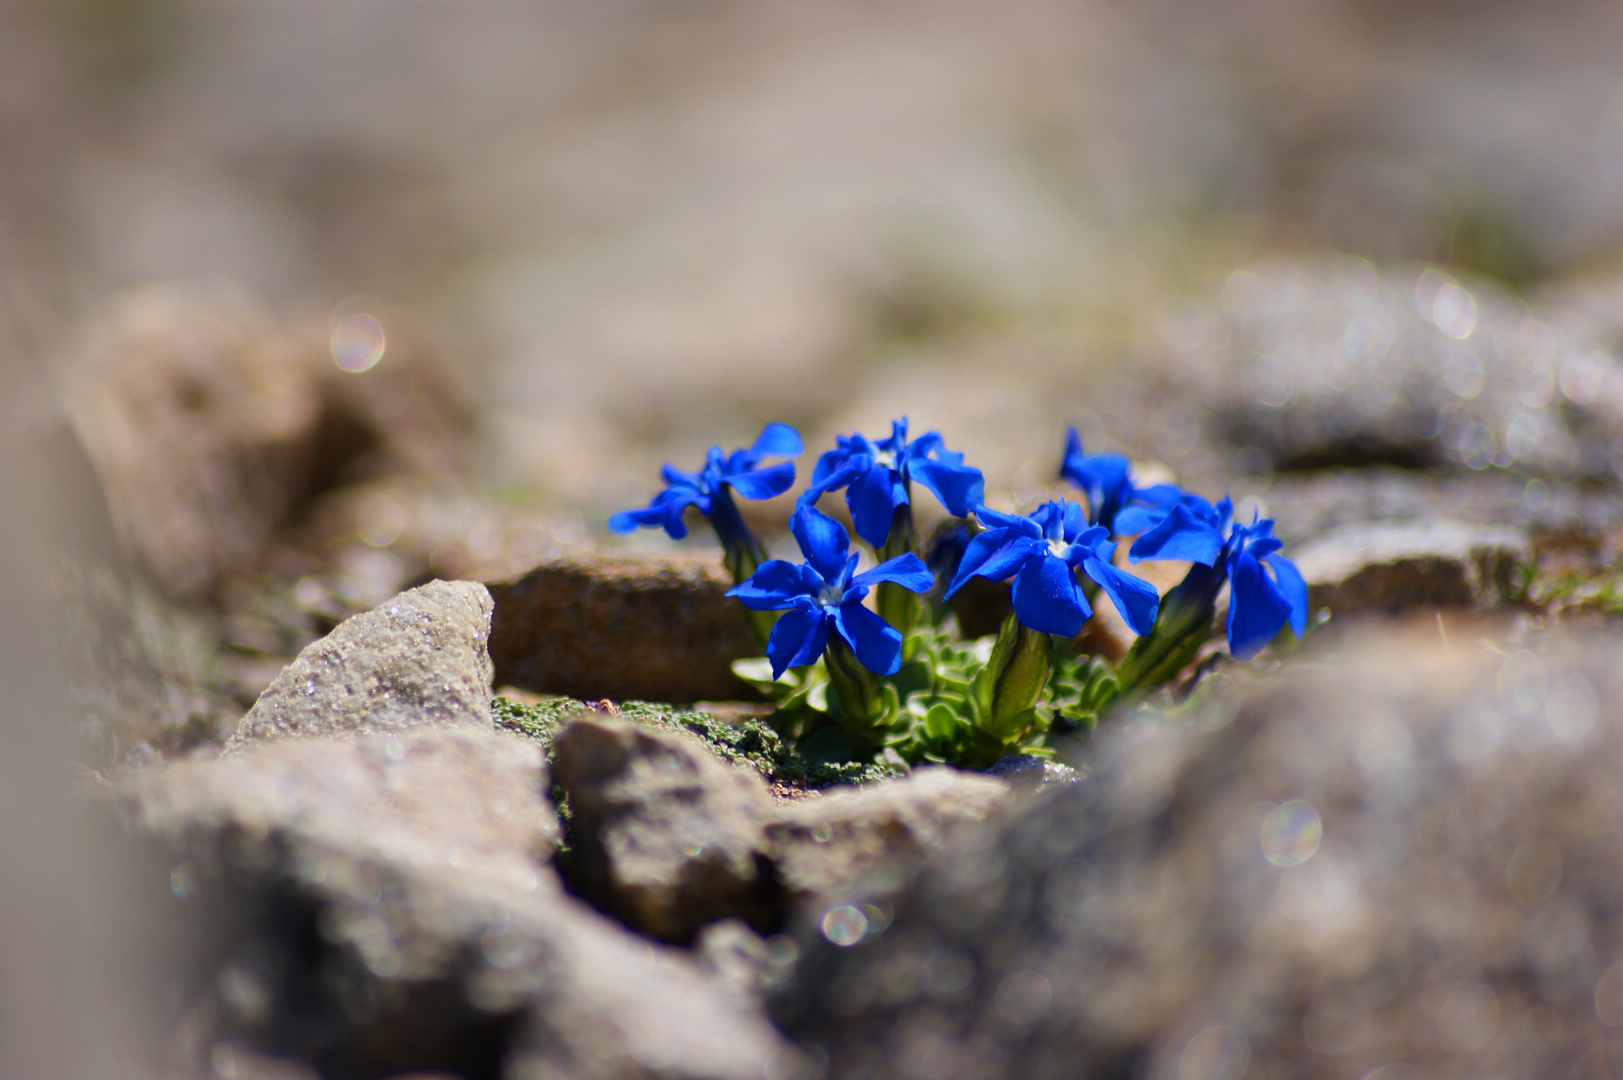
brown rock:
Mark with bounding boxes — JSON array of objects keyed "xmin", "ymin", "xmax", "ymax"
[
  {"xmin": 1291, "ymin": 519, "xmax": 1531, "ymax": 616},
  {"xmin": 552, "ymin": 717, "xmax": 776, "ymax": 943},
  {"xmin": 765, "ymin": 767, "xmax": 1011, "ymax": 905},
  {"xmin": 59, "ymin": 285, "xmax": 474, "ymax": 604},
  {"xmin": 487, "ymin": 553, "xmax": 756, "ymax": 703},
  {"xmin": 60, "ymin": 285, "xmax": 322, "ymax": 603},
  {"xmin": 225, "ymin": 580, "xmax": 494, "ymax": 753}
]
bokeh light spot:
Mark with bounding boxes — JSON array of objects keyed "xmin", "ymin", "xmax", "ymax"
[
  {"xmin": 1180, "ymin": 1025, "xmax": 1249, "ymax": 1080},
  {"xmin": 821, "ymin": 904, "xmax": 869, "ymax": 946},
  {"xmin": 1261, "ymin": 800, "xmax": 1322, "ymax": 867},
  {"xmin": 332, "ymin": 312, "xmax": 386, "ymax": 372}
]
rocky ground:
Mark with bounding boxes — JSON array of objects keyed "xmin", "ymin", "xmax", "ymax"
[{"xmin": 18, "ymin": 253, "xmax": 1623, "ymax": 1078}]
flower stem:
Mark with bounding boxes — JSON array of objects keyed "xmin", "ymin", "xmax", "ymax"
[
  {"xmin": 824, "ymin": 636, "xmax": 889, "ymax": 743},
  {"xmin": 1112, "ymin": 561, "xmax": 1221, "ymax": 696},
  {"xmin": 973, "ymin": 608, "xmax": 1052, "ymax": 744},
  {"xmin": 711, "ymin": 487, "xmax": 777, "ymax": 647},
  {"xmin": 877, "ymin": 500, "xmax": 921, "ymax": 655}
]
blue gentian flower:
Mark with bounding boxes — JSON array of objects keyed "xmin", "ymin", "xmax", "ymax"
[
  {"xmin": 609, "ymin": 423, "xmax": 802, "ymax": 555},
  {"xmin": 1059, "ymin": 427, "xmax": 1186, "ymax": 534},
  {"xmin": 728, "ymin": 504, "xmax": 934, "ymax": 678},
  {"xmin": 944, "ymin": 500, "xmax": 1160, "ymax": 638},
  {"xmin": 804, "ymin": 417, "xmax": 985, "ymax": 547},
  {"xmin": 1128, "ymin": 495, "xmax": 1308, "ymax": 659}
]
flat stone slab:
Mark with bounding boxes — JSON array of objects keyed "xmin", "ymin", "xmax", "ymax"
[
  {"xmin": 226, "ymin": 579, "xmax": 494, "ymax": 753},
  {"xmin": 1290, "ymin": 518, "xmax": 1531, "ymax": 616},
  {"xmin": 486, "ymin": 553, "xmax": 756, "ymax": 703}
]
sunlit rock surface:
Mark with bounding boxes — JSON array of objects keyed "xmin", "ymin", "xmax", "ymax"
[
  {"xmin": 1147, "ymin": 259, "xmax": 1623, "ymax": 480},
  {"xmin": 226, "ymin": 579, "xmax": 495, "ymax": 753},
  {"xmin": 774, "ymin": 626, "xmax": 1623, "ymax": 1079},
  {"xmin": 552, "ymin": 716, "xmax": 779, "ymax": 945},
  {"xmin": 1293, "ymin": 520, "xmax": 1531, "ymax": 617}
]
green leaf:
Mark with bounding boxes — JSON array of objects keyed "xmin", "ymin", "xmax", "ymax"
[{"xmin": 924, "ymin": 702, "xmax": 960, "ymax": 742}]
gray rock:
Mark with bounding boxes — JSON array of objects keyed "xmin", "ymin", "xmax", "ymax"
[
  {"xmin": 551, "ymin": 716, "xmax": 777, "ymax": 944},
  {"xmin": 226, "ymin": 580, "xmax": 494, "ymax": 752},
  {"xmin": 486, "ymin": 553, "xmax": 756, "ymax": 703},
  {"xmin": 765, "ymin": 767, "xmax": 1011, "ymax": 906},
  {"xmin": 115, "ymin": 726, "xmax": 801, "ymax": 1080},
  {"xmin": 773, "ymin": 626, "xmax": 1623, "ymax": 1079},
  {"xmin": 1291, "ymin": 519, "xmax": 1531, "ymax": 616},
  {"xmin": 1141, "ymin": 258, "xmax": 1623, "ymax": 478},
  {"xmin": 983, "ymin": 755, "xmax": 1079, "ymax": 795},
  {"xmin": 1264, "ymin": 466, "xmax": 1623, "ymax": 546}
]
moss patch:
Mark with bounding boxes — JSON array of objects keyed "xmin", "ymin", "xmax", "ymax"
[{"xmin": 494, "ymin": 696, "xmax": 902, "ymax": 789}]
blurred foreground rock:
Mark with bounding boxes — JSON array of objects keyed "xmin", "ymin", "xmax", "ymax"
[
  {"xmin": 774, "ymin": 625, "xmax": 1623, "ymax": 1079},
  {"xmin": 487, "ymin": 554, "xmax": 756, "ymax": 703},
  {"xmin": 553, "ymin": 717, "xmax": 779, "ymax": 945},
  {"xmin": 764, "ymin": 768, "xmax": 1010, "ymax": 908},
  {"xmin": 226, "ymin": 580, "xmax": 494, "ymax": 753},
  {"xmin": 552, "ymin": 717, "xmax": 1014, "ymax": 946},
  {"xmin": 114, "ymin": 726, "xmax": 803, "ymax": 1080},
  {"xmin": 58, "ymin": 284, "xmax": 470, "ymax": 604}
]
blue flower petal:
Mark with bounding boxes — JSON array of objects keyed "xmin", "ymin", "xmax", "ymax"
[
  {"xmin": 907, "ymin": 457, "xmax": 985, "ymax": 518},
  {"xmin": 749, "ymin": 422, "xmax": 803, "ymax": 459},
  {"xmin": 945, "ymin": 533, "xmax": 1041, "ymax": 598},
  {"xmin": 1248, "ymin": 534, "xmax": 1283, "ymax": 560},
  {"xmin": 723, "ymin": 460, "xmax": 796, "ymax": 501},
  {"xmin": 848, "ymin": 464, "xmax": 901, "ymax": 547},
  {"xmin": 790, "ymin": 503, "xmax": 850, "ymax": 582},
  {"xmin": 906, "ymin": 428, "xmax": 943, "ymax": 458},
  {"xmin": 1010, "ymin": 554, "xmax": 1090, "ymax": 637},
  {"xmin": 833, "ymin": 600, "xmax": 904, "ymax": 676},
  {"xmin": 660, "ymin": 463, "xmax": 701, "ymax": 488},
  {"xmin": 1137, "ymin": 484, "xmax": 1185, "ymax": 508},
  {"xmin": 1129, "ymin": 503, "xmax": 1225, "ymax": 566},
  {"xmin": 1226, "ymin": 551, "xmax": 1293, "ymax": 659},
  {"xmin": 851, "ymin": 552, "xmax": 934, "ymax": 593},
  {"xmin": 973, "ymin": 505, "xmax": 1041, "ymax": 535},
  {"xmin": 607, "ymin": 507, "xmax": 656, "ymax": 534},
  {"xmin": 1111, "ymin": 505, "xmax": 1170, "ymax": 537},
  {"xmin": 1082, "ymin": 557, "xmax": 1160, "ymax": 637},
  {"xmin": 726, "ymin": 560, "xmax": 819, "ymax": 610},
  {"xmin": 1265, "ymin": 552, "xmax": 1309, "ymax": 639},
  {"xmin": 609, "ymin": 487, "xmax": 705, "ymax": 539},
  {"xmin": 766, "ymin": 602, "xmax": 830, "ymax": 679}
]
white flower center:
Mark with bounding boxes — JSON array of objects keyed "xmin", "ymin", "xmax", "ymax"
[
  {"xmin": 872, "ymin": 448, "xmax": 897, "ymax": 469},
  {"xmin": 1048, "ymin": 538, "xmax": 1071, "ymax": 560},
  {"xmin": 816, "ymin": 583, "xmax": 846, "ymax": 608}
]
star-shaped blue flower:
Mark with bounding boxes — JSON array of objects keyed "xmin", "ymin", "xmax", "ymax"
[
  {"xmin": 803, "ymin": 417, "xmax": 985, "ymax": 547},
  {"xmin": 609, "ymin": 423, "xmax": 802, "ymax": 550},
  {"xmin": 1059, "ymin": 428, "xmax": 1186, "ymax": 534},
  {"xmin": 728, "ymin": 504, "xmax": 934, "ymax": 678},
  {"xmin": 1128, "ymin": 495, "xmax": 1308, "ymax": 659},
  {"xmin": 944, "ymin": 500, "xmax": 1161, "ymax": 638}
]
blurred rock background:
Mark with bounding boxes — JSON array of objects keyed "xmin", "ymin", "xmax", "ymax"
[{"xmin": 9, "ymin": 0, "xmax": 1623, "ymax": 514}]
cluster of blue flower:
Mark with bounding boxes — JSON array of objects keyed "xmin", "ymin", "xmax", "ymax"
[{"xmin": 612, "ymin": 418, "xmax": 1307, "ymax": 764}]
